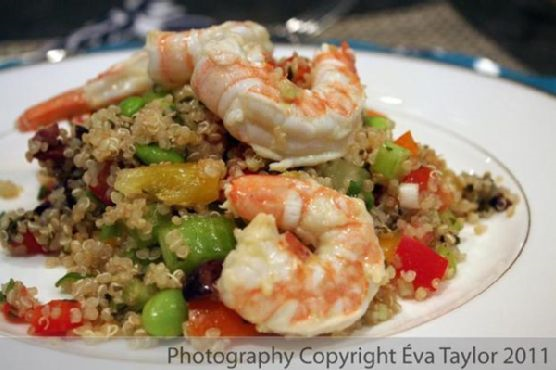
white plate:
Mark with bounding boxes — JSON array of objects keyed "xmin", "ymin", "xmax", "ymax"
[{"xmin": 0, "ymin": 45, "xmax": 555, "ymax": 369}]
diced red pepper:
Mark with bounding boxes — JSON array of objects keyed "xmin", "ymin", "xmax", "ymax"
[
  {"xmin": 293, "ymin": 63, "xmax": 311, "ymax": 85},
  {"xmin": 395, "ymin": 130, "xmax": 419, "ymax": 156},
  {"xmin": 395, "ymin": 236, "xmax": 448, "ymax": 290},
  {"xmin": 403, "ymin": 166, "xmax": 433, "ymax": 192},
  {"xmin": 10, "ymin": 231, "xmax": 45, "ymax": 255},
  {"xmin": 89, "ymin": 162, "xmax": 113, "ymax": 206},
  {"xmin": 29, "ymin": 299, "xmax": 82, "ymax": 336},
  {"xmin": 2, "ymin": 303, "xmax": 25, "ymax": 323},
  {"xmin": 186, "ymin": 296, "xmax": 259, "ymax": 337}
]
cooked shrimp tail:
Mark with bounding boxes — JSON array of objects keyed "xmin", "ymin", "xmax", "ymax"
[
  {"xmin": 16, "ymin": 51, "xmax": 151, "ymax": 131},
  {"xmin": 217, "ymin": 175, "xmax": 385, "ymax": 336},
  {"xmin": 17, "ymin": 89, "xmax": 89, "ymax": 131}
]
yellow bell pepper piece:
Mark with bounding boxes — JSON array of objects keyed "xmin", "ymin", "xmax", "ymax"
[
  {"xmin": 114, "ymin": 160, "xmax": 224, "ymax": 206},
  {"xmin": 378, "ymin": 231, "xmax": 401, "ymax": 264}
]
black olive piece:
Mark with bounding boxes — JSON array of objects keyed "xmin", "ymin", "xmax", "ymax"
[
  {"xmin": 74, "ymin": 125, "xmax": 89, "ymax": 140},
  {"xmin": 183, "ymin": 260, "xmax": 223, "ymax": 300},
  {"xmin": 372, "ymin": 184, "xmax": 386, "ymax": 201},
  {"xmin": 489, "ymin": 193, "xmax": 512, "ymax": 212},
  {"xmin": 34, "ymin": 202, "xmax": 51, "ymax": 216}
]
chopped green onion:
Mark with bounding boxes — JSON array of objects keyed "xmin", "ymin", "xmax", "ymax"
[
  {"xmin": 135, "ymin": 144, "xmax": 184, "ymax": 165},
  {"xmin": 125, "ymin": 205, "xmax": 171, "ymax": 251},
  {"xmin": 347, "ymin": 180, "xmax": 363, "ymax": 196},
  {"xmin": 436, "ymin": 244, "xmax": 459, "ymax": 275},
  {"xmin": 143, "ymin": 90, "xmax": 168, "ymax": 103},
  {"xmin": 55, "ymin": 272, "xmax": 88, "ymax": 290},
  {"xmin": 373, "ymin": 141, "xmax": 410, "ymax": 180},
  {"xmin": 440, "ymin": 211, "xmax": 464, "ymax": 233},
  {"xmin": 37, "ymin": 185, "xmax": 49, "ymax": 200},
  {"xmin": 123, "ymin": 279, "xmax": 157, "ymax": 311},
  {"xmin": 119, "ymin": 96, "xmax": 146, "ymax": 117},
  {"xmin": 5, "ymin": 279, "xmax": 15, "ymax": 294},
  {"xmin": 363, "ymin": 116, "xmax": 391, "ymax": 130},
  {"xmin": 85, "ymin": 190, "xmax": 103, "ymax": 209},
  {"xmin": 317, "ymin": 159, "xmax": 371, "ymax": 192},
  {"xmin": 1, "ymin": 279, "xmax": 15, "ymax": 302},
  {"xmin": 99, "ymin": 223, "xmax": 123, "ymax": 242},
  {"xmin": 362, "ymin": 191, "xmax": 375, "ymax": 210}
]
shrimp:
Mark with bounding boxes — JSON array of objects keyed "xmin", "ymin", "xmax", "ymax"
[
  {"xmin": 190, "ymin": 40, "xmax": 365, "ymax": 170},
  {"xmin": 146, "ymin": 21, "xmax": 273, "ymax": 89},
  {"xmin": 17, "ymin": 21, "xmax": 271, "ymax": 132},
  {"xmin": 217, "ymin": 175, "xmax": 385, "ymax": 336},
  {"xmin": 17, "ymin": 51, "xmax": 152, "ymax": 131}
]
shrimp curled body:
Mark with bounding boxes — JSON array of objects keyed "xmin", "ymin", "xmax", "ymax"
[
  {"xmin": 146, "ymin": 21, "xmax": 273, "ymax": 89},
  {"xmin": 191, "ymin": 42, "xmax": 365, "ymax": 170},
  {"xmin": 18, "ymin": 21, "xmax": 364, "ymax": 170},
  {"xmin": 217, "ymin": 175, "xmax": 385, "ymax": 336}
]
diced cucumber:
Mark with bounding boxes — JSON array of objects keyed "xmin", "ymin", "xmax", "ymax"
[
  {"xmin": 318, "ymin": 159, "xmax": 371, "ymax": 192},
  {"xmin": 363, "ymin": 116, "xmax": 391, "ymax": 130},
  {"xmin": 439, "ymin": 210, "xmax": 464, "ymax": 233},
  {"xmin": 158, "ymin": 216, "xmax": 236, "ymax": 273},
  {"xmin": 373, "ymin": 141, "xmax": 410, "ymax": 179}
]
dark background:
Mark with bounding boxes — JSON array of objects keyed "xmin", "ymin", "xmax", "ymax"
[{"xmin": 0, "ymin": 0, "xmax": 554, "ymax": 73}]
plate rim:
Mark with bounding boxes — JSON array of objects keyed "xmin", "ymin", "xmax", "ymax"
[{"xmin": 0, "ymin": 44, "xmax": 554, "ymax": 104}]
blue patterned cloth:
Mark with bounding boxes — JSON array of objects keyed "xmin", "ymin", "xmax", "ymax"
[{"xmin": 1, "ymin": 1, "xmax": 554, "ymax": 96}]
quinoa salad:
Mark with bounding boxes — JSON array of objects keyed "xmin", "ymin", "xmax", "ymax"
[{"xmin": 0, "ymin": 21, "xmax": 517, "ymax": 340}]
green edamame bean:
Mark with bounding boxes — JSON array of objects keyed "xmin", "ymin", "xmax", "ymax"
[
  {"xmin": 347, "ymin": 179, "xmax": 363, "ymax": 196},
  {"xmin": 142, "ymin": 289, "xmax": 187, "ymax": 336},
  {"xmin": 158, "ymin": 216, "xmax": 236, "ymax": 273},
  {"xmin": 119, "ymin": 96, "xmax": 146, "ymax": 117},
  {"xmin": 135, "ymin": 144, "xmax": 184, "ymax": 165}
]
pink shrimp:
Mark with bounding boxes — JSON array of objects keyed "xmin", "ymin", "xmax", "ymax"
[
  {"xmin": 217, "ymin": 175, "xmax": 385, "ymax": 336},
  {"xmin": 189, "ymin": 41, "xmax": 365, "ymax": 170},
  {"xmin": 146, "ymin": 21, "xmax": 273, "ymax": 89},
  {"xmin": 17, "ymin": 21, "xmax": 271, "ymax": 132},
  {"xmin": 17, "ymin": 51, "xmax": 151, "ymax": 131}
]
